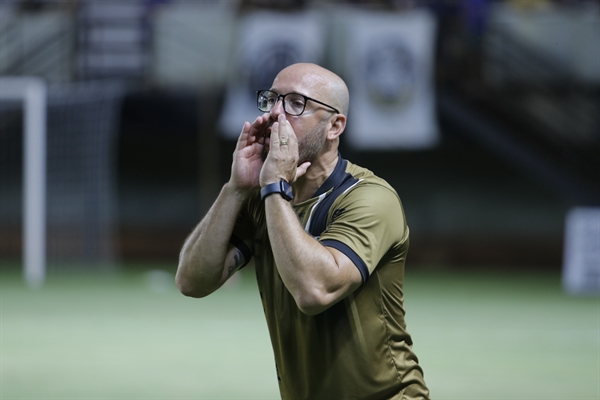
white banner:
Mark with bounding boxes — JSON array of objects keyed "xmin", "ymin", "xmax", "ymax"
[
  {"xmin": 563, "ymin": 207, "xmax": 600, "ymax": 295},
  {"xmin": 341, "ymin": 9, "xmax": 438, "ymax": 150},
  {"xmin": 152, "ymin": 3, "xmax": 236, "ymax": 89},
  {"xmin": 218, "ymin": 11, "xmax": 326, "ymax": 139}
]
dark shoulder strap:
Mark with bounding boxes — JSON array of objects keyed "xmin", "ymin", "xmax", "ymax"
[{"xmin": 308, "ymin": 173, "xmax": 359, "ymax": 237}]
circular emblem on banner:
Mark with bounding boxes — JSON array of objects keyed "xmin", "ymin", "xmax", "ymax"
[
  {"xmin": 245, "ymin": 42, "xmax": 301, "ymax": 98},
  {"xmin": 364, "ymin": 39, "xmax": 416, "ymax": 109}
]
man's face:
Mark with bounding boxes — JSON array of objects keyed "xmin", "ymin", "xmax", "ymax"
[{"xmin": 261, "ymin": 69, "xmax": 331, "ymax": 163}]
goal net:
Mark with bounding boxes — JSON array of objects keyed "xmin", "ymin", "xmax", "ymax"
[{"xmin": 0, "ymin": 78, "xmax": 125, "ymax": 285}]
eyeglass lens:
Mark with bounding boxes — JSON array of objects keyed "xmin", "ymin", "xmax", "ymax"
[{"xmin": 258, "ymin": 91, "xmax": 305, "ymax": 116}]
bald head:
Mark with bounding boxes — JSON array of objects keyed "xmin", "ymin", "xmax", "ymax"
[{"xmin": 273, "ymin": 63, "xmax": 350, "ymax": 116}]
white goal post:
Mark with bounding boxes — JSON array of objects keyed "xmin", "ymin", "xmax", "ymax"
[{"xmin": 0, "ymin": 77, "xmax": 47, "ymax": 289}]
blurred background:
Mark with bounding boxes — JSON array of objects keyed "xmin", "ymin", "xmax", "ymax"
[
  {"xmin": 0, "ymin": 0, "xmax": 598, "ymax": 398},
  {"xmin": 1, "ymin": 0, "xmax": 599, "ymax": 272}
]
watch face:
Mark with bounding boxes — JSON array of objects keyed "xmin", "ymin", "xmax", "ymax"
[{"xmin": 281, "ymin": 181, "xmax": 294, "ymax": 200}]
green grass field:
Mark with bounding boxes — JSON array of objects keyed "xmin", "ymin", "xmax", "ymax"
[{"xmin": 0, "ymin": 264, "xmax": 598, "ymax": 399}]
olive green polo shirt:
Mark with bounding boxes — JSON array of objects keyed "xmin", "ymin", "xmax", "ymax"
[{"xmin": 231, "ymin": 156, "xmax": 429, "ymax": 400}]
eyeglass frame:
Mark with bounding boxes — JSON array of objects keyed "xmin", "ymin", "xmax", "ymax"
[{"xmin": 256, "ymin": 89, "xmax": 340, "ymax": 116}]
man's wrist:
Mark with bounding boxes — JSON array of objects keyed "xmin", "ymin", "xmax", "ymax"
[
  {"xmin": 260, "ymin": 180, "xmax": 294, "ymax": 201},
  {"xmin": 223, "ymin": 181, "xmax": 252, "ymax": 202}
]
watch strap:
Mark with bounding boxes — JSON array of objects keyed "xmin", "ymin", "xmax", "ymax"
[{"xmin": 260, "ymin": 180, "xmax": 293, "ymax": 201}]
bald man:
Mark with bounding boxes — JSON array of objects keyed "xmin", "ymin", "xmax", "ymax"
[{"xmin": 177, "ymin": 63, "xmax": 430, "ymax": 399}]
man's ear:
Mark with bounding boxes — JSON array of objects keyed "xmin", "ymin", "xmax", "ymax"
[{"xmin": 327, "ymin": 114, "xmax": 346, "ymax": 140}]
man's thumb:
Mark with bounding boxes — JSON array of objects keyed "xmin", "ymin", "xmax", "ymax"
[{"xmin": 296, "ymin": 162, "xmax": 311, "ymax": 179}]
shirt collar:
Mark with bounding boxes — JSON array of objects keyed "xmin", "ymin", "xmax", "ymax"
[{"xmin": 312, "ymin": 154, "xmax": 348, "ymax": 198}]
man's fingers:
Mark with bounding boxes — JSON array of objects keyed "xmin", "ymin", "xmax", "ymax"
[
  {"xmin": 278, "ymin": 117, "xmax": 288, "ymax": 146},
  {"xmin": 236, "ymin": 121, "xmax": 252, "ymax": 149},
  {"xmin": 276, "ymin": 115, "xmax": 296, "ymax": 149},
  {"xmin": 248, "ymin": 113, "xmax": 270, "ymax": 139},
  {"xmin": 271, "ymin": 120, "xmax": 279, "ymax": 141}
]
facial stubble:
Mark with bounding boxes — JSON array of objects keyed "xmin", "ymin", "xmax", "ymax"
[{"xmin": 261, "ymin": 120, "xmax": 327, "ymax": 165}]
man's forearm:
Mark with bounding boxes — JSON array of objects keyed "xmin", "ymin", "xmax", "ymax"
[
  {"xmin": 176, "ymin": 182, "xmax": 248, "ymax": 297},
  {"xmin": 264, "ymin": 195, "xmax": 351, "ymax": 314}
]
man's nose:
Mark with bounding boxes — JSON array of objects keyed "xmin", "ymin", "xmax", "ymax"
[{"xmin": 270, "ymin": 96, "xmax": 285, "ymax": 117}]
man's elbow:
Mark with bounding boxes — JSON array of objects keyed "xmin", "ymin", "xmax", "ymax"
[
  {"xmin": 175, "ymin": 270, "xmax": 213, "ymax": 298},
  {"xmin": 176, "ymin": 277, "xmax": 202, "ymax": 298},
  {"xmin": 294, "ymin": 289, "xmax": 337, "ymax": 316}
]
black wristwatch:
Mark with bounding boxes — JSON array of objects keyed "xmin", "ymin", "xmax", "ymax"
[{"xmin": 260, "ymin": 180, "xmax": 294, "ymax": 201}]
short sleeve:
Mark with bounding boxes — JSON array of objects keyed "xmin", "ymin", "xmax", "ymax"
[{"xmin": 318, "ymin": 183, "xmax": 407, "ymax": 282}]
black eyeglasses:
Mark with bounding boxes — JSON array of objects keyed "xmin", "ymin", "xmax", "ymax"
[{"xmin": 257, "ymin": 90, "xmax": 339, "ymax": 116}]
